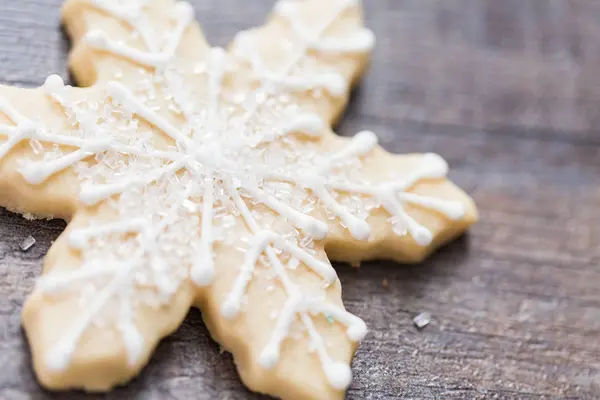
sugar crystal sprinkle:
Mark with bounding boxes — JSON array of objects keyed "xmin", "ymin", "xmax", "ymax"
[
  {"xmin": 413, "ymin": 312, "xmax": 431, "ymax": 329},
  {"xmin": 20, "ymin": 235, "xmax": 37, "ymax": 252}
]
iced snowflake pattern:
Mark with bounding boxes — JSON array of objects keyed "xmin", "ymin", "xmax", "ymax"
[{"xmin": 0, "ymin": 0, "xmax": 466, "ymax": 390}]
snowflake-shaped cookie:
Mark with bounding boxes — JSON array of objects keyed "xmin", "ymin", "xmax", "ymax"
[{"xmin": 0, "ymin": 0, "xmax": 477, "ymax": 398}]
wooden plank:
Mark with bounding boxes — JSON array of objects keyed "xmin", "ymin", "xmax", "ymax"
[{"xmin": 0, "ymin": 0, "xmax": 599, "ymax": 399}]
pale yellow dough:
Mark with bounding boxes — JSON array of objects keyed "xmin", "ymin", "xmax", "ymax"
[{"xmin": 0, "ymin": 0, "xmax": 477, "ymax": 399}]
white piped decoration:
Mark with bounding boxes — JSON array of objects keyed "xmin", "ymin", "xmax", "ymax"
[
  {"xmin": 44, "ymin": 74, "xmax": 65, "ymax": 93},
  {"xmin": 0, "ymin": 0, "xmax": 468, "ymax": 392},
  {"xmin": 45, "ymin": 338, "xmax": 76, "ymax": 372},
  {"xmin": 175, "ymin": 1, "xmax": 194, "ymax": 24},
  {"xmin": 19, "ymin": 164, "xmax": 50, "ymax": 185},
  {"xmin": 85, "ymin": 30, "xmax": 109, "ymax": 48},
  {"xmin": 411, "ymin": 225, "xmax": 434, "ymax": 247},
  {"xmin": 259, "ymin": 345, "xmax": 280, "ymax": 369},
  {"xmin": 275, "ymin": 0, "xmax": 375, "ymax": 55},
  {"xmin": 421, "ymin": 152, "xmax": 449, "ymax": 178},
  {"xmin": 324, "ymin": 362, "xmax": 353, "ymax": 390},
  {"xmin": 191, "ymin": 244, "xmax": 215, "ymax": 287},
  {"xmin": 119, "ymin": 321, "xmax": 144, "ymax": 366},
  {"xmin": 347, "ymin": 319, "xmax": 368, "ymax": 341},
  {"xmin": 283, "ymin": 113, "xmax": 325, "ymax": 138}
]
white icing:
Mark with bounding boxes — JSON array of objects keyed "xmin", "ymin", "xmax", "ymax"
[
  {"xmin": 326, "ymin": 153, "xmax": 465, "ymax": 245},
  {"xmin": 87, "ymin": 0, "xmax": 140, "ymax": 27},
  {"xmin": 43, "ymin": 193, "xmax": 194, "ymax": 371},
  {"xmin": 260, "ymin": 148, "xmax": 465, "ymax": 246},
  {"xmin": 192, "ymin": 171, "xmax": 215, "ymax": 286},
  {"xmin": 44, "ymin": 74, "xmax": 66, "ymax": 94},
  {"xmin": 86, "ymin": 1, "xmax": 193, "ymax": 70},
  {"xmin": 275, "ymin": 0, "xmax": 375, "ymax": 54},
  {"xmin": 398, "ymin": 192, "xmax": 465, "ymax": 220},
  {"xmin": 0, "ymin": 0, "xmax": 467, "ymax": 391},
  {"xmin": 245, "ymin": 186, "xmax": 329, "ymax": 240},
  {"xmin": 0, "ymin": 124, "xmax": 33, "ymax": 159},
  {"xmin": 119, "ymin": 320, "xmax": 144, "ymax": 366},
  {"xmin": 330, "ymin": 130, "xmax": 378, "ymax": 162},
  {"xmin": 79, "ymin": 160, "xmax": 187, "ymax": 205},
  {"xmin": 310, "ymin": 30, "xmax": 375, "ymax": 53},
  {"xmin": 225, "ymin": 183, "xmax": 362, "ymax": 388},
  {"xmin": 232, "ymin": 0, "xmax": 370, "ymax": 98},
  {"xmin": 107, "ymin": 81, "xmax": 193, "ymax": 147},
  {"xmin": 69, "ymin": 218, "xmax": 149, "ymax": 249},
  {"xmin": 45, "ymin": 260, "xmax": 131, "ymax": 371},
  {"xmin": 309, "ymin": 183, "xmax": 370, "ymax": 240},
  {"xmin": 222, "ymin": 229, "xmax": 337, "ymax": 318},
  {"xmin": 282, "ymin": 113, "xmax": 325, "ymax": 138},
  {"xmin": 37, "ymin": 262, "xmax": 123, "ymax": 294},
  {"xmin": 0, "ymin": 97, "xmax": 38, "ymax": 159},
  {"xmin": 86, "ymin": 30, "xmax": 171, "ymax": 69},
  {"xmin": 233, "ymin": 33, "xmax": 348, "ymax": 97}
]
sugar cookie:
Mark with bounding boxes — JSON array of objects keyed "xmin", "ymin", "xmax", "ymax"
[{"xmin": 0, "ymin": 0, "xmax": 477, "ymax": 398}]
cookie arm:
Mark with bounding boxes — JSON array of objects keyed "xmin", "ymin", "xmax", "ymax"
[
  {"xmin": 62, "ymin": 0, "xmax": 210, "ymax": 87},
  {"xmin": 0, "ymin": 84, "xmax": 85, "ymax": 219},
  {"xmin": 198, "ymin": 188, "xmax": 366, "ymax": 400},
  {"xmin": 321, "ymin": 134, "xmax": 479, "ymax": 263},
  {"xmin": 227, "ymin": 0, "xmax": 374, "ymax": 126},
  {"xmin": 21, "ymin": 208, "xmax": 363, "ymax": 400},
  {"xmin": 21, "ymin": 207, "xmax": 197, "ymax": 391}
]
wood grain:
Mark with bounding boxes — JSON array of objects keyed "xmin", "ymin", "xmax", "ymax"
[{"xmin": 1, "ymin": 0, "xmax": 599, "ymax": 399}]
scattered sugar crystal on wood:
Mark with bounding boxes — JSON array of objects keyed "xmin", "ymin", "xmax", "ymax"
[
  {"xmin": 413, "ymin": 312, "xmax": 431, "ymax": 329},
  {"xmin": 20, "ymin": 235, "xmax": 36, "ymax": 252}
]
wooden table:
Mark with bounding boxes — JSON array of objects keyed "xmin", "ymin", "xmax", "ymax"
[{"xmin": 1, "ymin": 1, "xmax": 598, "ymax": 399}]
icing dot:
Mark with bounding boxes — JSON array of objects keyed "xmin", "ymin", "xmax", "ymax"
[
  {"xmin": 412, "ymin": 226, "xmax": 433, "ymax": 246},
  {"xmin": 69, "ymin": 232, "xmax": 87, "ymax": 250},
  {"xmin": 348, "ymin": 219, "xmax": 370, "ymax": 241},
  {"xmin": 86, "ymin": 30, "xmax": 109, "ymax": 47},
  {"xmin": 120, "ymin": 323, "xmax": 144, "ymax": 366},
  {"xmin": 233, "ymin": 30, "xmax": 253, "ymax": 49},
  {"xmin": 324, "ymin": 362, "xmax": 352, "ymax": 390},
  {"xmin": 320, "ymin": 73, "xmax": 346, "ymax": 97},
  {"xmin": 43, "ymin": 74, "xmax": 65, "ymax": 94},
  {"xmin": 175, "ymin": 1, "xmax": 195, "ymax": 24},
  {"xmin": 45, "ymin": 339, "xmax": 75, "ymax": 372},
  {"xmin": 210, "ymin": 47, "xmax": 227, "ymax": 61},
  {"xmin": 274, "ymin": 0, "xmax": 296, "ymax": 17},
  {"xmin": 221, "ymin": 300, "xmax": 240, "ymax": 319},
  {"xmin": 347, "ymin": 320, "xmax": 368, "ymax": 341},
  {"xmin": 444, "ymin": 201, "xmax": 466, "ymax": 220},
  {"xmin": 259, "ymin": 345, "xmax": 280, "ymax": 369},
  {"xmin": 19, "ymin": 164, "xmax": 47, "ymax": 185},
  {"xmin": 156, "ymin": 275, "xmax": 177, "ymax": 295},
  {"xmin": 285, "ymin": 114, "xmax": 325, "ymax": 138},
  {"xmin": 355, "ymin": 29, "xmax": 376, "ymax": 51},
  {"xmin": 191, "ymin": 253, "xmax": 214, "ymax": 286},
  {"xmin": 352, "ymin": 130, "xmax": 378, "ymax": 154},
  {"xmin": 421, "ymin": 153, "xmax": 449, "ymax": 179}
]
